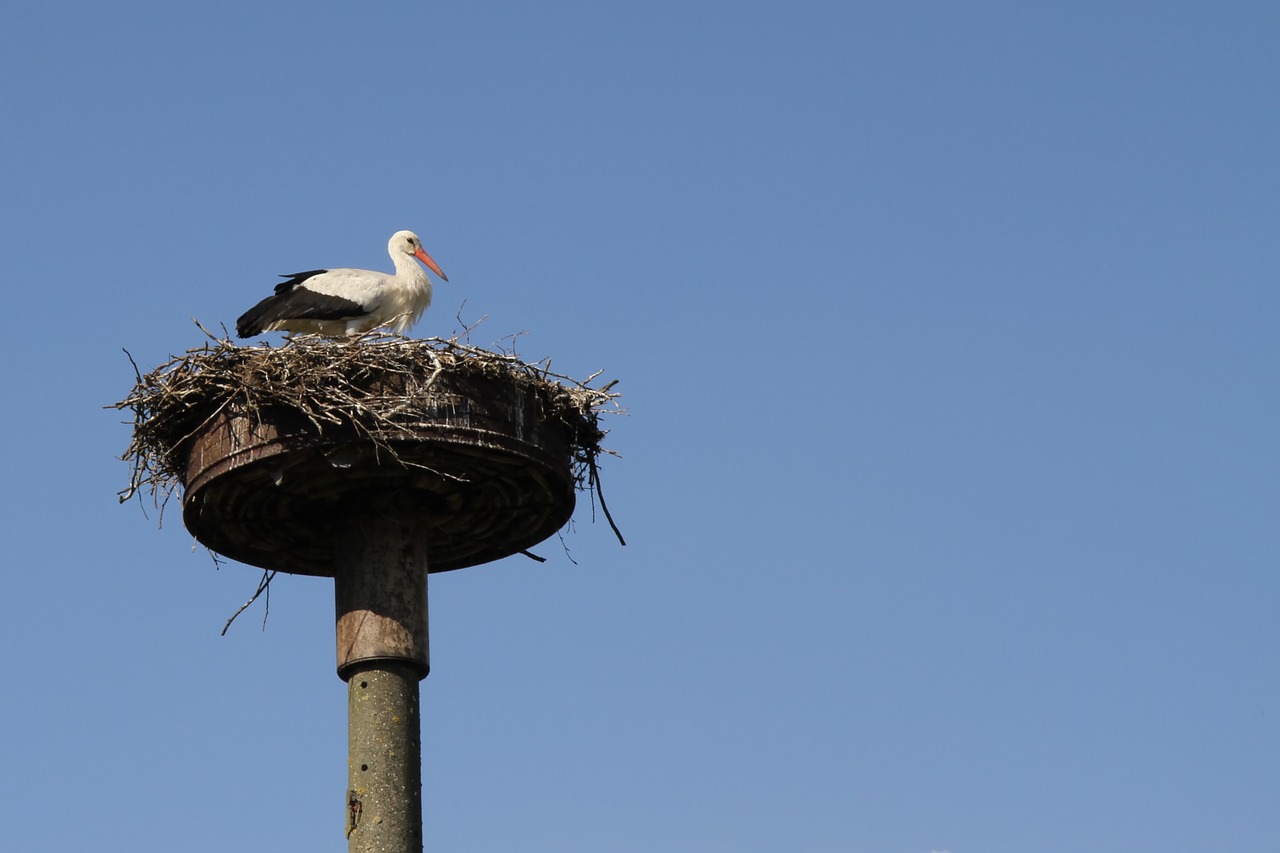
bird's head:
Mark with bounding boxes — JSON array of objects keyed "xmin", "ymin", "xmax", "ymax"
[{"xmin": 391, "ymin": 230, "xmax": 448, "ymax": 282}]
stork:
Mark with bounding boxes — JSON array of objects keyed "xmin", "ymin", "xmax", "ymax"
[{"xmin": 236, "ymin": 230, "xmax": 448, "ymax": 338}]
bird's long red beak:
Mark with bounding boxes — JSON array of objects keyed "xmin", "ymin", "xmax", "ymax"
[{"xmin": 415, "ymin": 246, "xmax": 448, "ymax": 282}]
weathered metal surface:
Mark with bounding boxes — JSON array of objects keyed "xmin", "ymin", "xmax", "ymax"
[
  {"xmin": 334, "ymin": 505, "xmax": 430, "ymax": 680},
  {"xmin": 180, "ymin": 369, "xmax": 576, "ymax": 576},
  {"xmin": 333, "ymin": 484, "xmax": 431, "ymax": 849},
  {"xmin": 346, "ymin": 663, "xmax": 423, "ymax": 852}
]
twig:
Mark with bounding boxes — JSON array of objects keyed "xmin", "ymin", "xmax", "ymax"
[
  {"xmin": 556, "ymin": 528, "xmax": 578, "ymax": 566},
  {"xmin": 589, "ymin": 455, "xmax": 626, "ymax": 546},
  {"xmin": 221, "ymin": 569, "xmax": 277, "ymax": 635},
  {"xmin": 122, "ymin": 347, "xmax": 143, "ymax": 385}
]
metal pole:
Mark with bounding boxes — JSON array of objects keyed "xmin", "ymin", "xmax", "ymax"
[{"xmin": 334, "ymin": 499, "xmax": 430, "ymax": 852}]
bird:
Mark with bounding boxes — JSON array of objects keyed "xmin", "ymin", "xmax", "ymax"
[{"xmin": 236, "ymin": 230, "xmax": 448, "ymax": 338}]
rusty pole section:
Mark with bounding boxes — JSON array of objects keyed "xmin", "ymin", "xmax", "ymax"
[{"xmin": 334, "ymin": 498, "xmax": 430, "ymax": 853}]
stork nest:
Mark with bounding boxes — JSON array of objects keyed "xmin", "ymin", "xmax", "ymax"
[{"xmin": 112, "ymin": 327, "xmax": 624, "ymax": 541}]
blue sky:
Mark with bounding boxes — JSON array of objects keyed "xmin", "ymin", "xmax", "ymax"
[{"xmin": 2, "ymin": 2, "xmax": 1276, "ymax": 850}]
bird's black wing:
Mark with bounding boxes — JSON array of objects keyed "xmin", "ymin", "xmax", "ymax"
[
  {"xmin": 236, "ymin": 271, "xmax": 370, "ymax": 338},
  {"xmin": 274, "ymin": 269, "xmax": 330, "ymax": 295}
]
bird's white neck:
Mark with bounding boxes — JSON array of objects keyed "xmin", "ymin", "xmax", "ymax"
[
  {"xmin": 382, "ymin": 250, "xmax": 433, "ymax": 334},
  {"xmin": 391, "ymin": 251, "xmax": 429, "ymax": 284}
]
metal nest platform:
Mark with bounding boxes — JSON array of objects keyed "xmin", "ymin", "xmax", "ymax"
[{"xmin": 114, "ymin": 330, "xmax": 623, "ymax": 575}]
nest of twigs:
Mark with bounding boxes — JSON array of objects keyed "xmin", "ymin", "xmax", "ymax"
[{"xmin": 112, "ymin": 327, "xmax": 624, "ymax": 554}]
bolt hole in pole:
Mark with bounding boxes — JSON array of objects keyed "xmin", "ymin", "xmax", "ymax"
[{"xmin": 335, "ymin": 498, "xmax": 430, "ymax": 852}]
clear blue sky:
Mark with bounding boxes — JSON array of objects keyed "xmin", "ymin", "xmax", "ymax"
[{"xmin": 2, "ymin": 2, "xmax": 1276, "ymax": 851}]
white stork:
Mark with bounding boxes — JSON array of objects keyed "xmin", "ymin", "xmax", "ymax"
[{"xmin": 236, "ymin": 230, "xmax": 448, "ymax": 338}]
